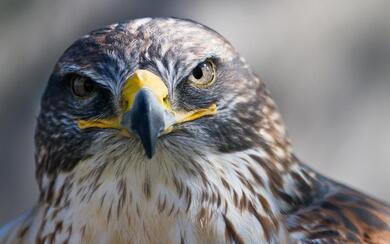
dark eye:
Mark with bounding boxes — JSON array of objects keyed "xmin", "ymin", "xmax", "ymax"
[
  {"xmin": 70, "ymin": 76, "xmax": 96, "ymax": 98},
  {"xmin": 188, "ymin": 60, "xmax": 216, "ymax": 88}
]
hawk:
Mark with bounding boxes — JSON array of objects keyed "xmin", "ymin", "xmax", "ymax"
[{"xmin": 0, "ymin": 17, "xmax": 389, "ymax": 243}]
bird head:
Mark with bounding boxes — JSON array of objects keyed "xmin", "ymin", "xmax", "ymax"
[{"xmin": 35, "ymin": 18, "xmax": 288, "ymax": 185}]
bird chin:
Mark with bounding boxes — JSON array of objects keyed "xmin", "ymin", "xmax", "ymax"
[{"xmin": 91, "ymin": 127, "xmax": 206, "ymax": 163}]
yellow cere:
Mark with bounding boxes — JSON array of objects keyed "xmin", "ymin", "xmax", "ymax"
[{"xmin": 122, "ymin": 69, "xmax": 171, "ymax": 111}]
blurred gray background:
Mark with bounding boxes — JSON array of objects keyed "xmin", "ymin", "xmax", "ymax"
[{"xmin": 0, "ymin": 0, "xmax": 389, "ymax": 225}]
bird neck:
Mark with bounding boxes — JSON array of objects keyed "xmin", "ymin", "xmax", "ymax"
[{"xmin": 32, "ymin": 138, "xmax": 315, "ymax": 242}]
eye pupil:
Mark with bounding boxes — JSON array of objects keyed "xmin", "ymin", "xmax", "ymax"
[
  {"xmin": 83, "ymin": 80, "xmax": 95, "ymax": 93},
  {"xmin": 188, "ymin": 60, "xmax": 216, "ymax": 88},
  {"xmin": 71, "ymin": 76, "xmax": 96, "ymax": 97},
  {"xmin": 192, "ymin": 65, "xmax": 203, "ymax": 79}
]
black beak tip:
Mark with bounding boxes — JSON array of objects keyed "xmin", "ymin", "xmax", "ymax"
[
  {"xmin": 145, "ymin": 148, "xmax": 154, "ymax": 159},
  {"xmin": 133, "ymin": 127, "xmax": 157, "ymax": 159},
  {"xmin": 143, "ymin": 139, "xmax": 156, "ymax": 159}
]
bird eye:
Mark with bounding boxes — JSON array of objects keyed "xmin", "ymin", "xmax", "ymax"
[
  {"xmin": 70, "ymin": 76, "xmax": 96, "ymax": 98},
  {"xmin": 188, "ymin": 60, "xmax": 216, "ymax": 88}
]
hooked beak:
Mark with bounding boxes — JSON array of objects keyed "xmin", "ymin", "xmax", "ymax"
[
  {"xmin": 121, "ymin": 88, "xmax": 173, "ymax": 158},
  {"xmin": 77, "ymin": 69, "xmax": 217, "ymax": 158}
]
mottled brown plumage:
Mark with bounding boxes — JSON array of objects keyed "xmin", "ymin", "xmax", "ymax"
[{"xmin": 0, "ymin": 17, "xmax": 389, "ymax": 243}]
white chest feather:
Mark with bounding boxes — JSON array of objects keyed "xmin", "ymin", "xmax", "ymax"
[{"xmin": 4, "ymin": 147, "xmax": 290, "ymax": 243}]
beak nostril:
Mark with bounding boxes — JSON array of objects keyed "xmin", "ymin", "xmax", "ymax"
[{"xmin": 163, "ymin": 96, "xmax": 170, "ymax": 108}]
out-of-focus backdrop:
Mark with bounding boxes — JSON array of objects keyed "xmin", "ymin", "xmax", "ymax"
[{"xmin": 0, "ymin": 0, "xmax": 389, "ymax": 225}]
